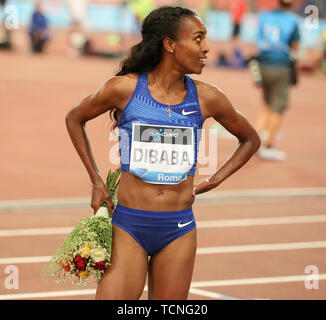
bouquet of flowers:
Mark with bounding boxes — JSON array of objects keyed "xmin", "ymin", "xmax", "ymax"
[{"xmin": 40, "ymin": 168, "xmax": 120, "ymax": 286}]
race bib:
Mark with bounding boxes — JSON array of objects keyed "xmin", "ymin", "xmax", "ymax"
[{"xmin": 130, "ymin": 122, "xmax": 194, "ymax": 184}]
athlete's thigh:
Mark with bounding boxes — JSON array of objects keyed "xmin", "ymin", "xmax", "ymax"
[
  {"xmin": 96, "ymin": 225, "xmax": 148, "ymax": 300},
  {"xmin": 148, "ymin": 228, "xmax": 197, "ymax": 300}
]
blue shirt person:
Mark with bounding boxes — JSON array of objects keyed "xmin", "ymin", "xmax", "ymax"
[
  {"xmin": 257, "ymin": 8, "xmax": 300, "ymax": 67},
  {"xmin": 28, "ymin": 4, "xmax": 49, "ymax": 52},
  {"xmin": 254, "ymin": 0, "xmax": 301, "ymax": 162}
]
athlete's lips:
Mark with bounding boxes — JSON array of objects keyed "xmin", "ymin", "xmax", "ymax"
[{"xmin": 199, "ymin": 57, "xmax": 207, "ymax": 66}]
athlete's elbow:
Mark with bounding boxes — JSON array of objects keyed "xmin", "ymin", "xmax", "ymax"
[
  {"xmin": 65, "ymin": 108, "xmax": 84, "ymax": 129},
  {"xmin": 240, "ymin": 131, "xmax": 261, "ymax": 153},
  {"xmin": 65, "ymin": 109, "xmax": 76, "ymax": 126},
  {"xmin": 251, "ymin": 131, "xmax": 261, "ymax": 152}
]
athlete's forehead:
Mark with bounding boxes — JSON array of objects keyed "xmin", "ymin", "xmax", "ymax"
[{"xmin": 177, "ymin": 15, "xmax": 207, "ymax": 38}]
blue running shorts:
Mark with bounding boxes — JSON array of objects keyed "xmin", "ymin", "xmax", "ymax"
[{"xmin": 112, "ymin": 203, "xmax": 196, "ymax": 256}]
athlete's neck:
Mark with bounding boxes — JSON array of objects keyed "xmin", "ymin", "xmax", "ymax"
[{"xmin": 150, "ymin": 68, "xmax": 185, "ymax": 95}]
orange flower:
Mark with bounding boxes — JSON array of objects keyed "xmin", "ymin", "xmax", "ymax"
[
  {"xmin": 60, "ymin": 258, "xmax": 71, "ymax": 272},
  {"xmin": 78, "ymin": 271, "xmax": 89, "ymax": 279}
]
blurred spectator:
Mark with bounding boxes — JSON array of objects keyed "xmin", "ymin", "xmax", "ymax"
[
  {"xmin": 67, "ymin": 0, "xmax": 89, "ymax": 56},
  {"xmin": 216, "ymin": 48, "xmax": 246, "ymax": 69},
  {"xmin": 230, "ymin": 0, "xmax": 246, "ymax": 40},
  {"xmin": 126, "ymin": 0, "xmax": 155, "ymax": 30},
  {"xmin": 0, "ymin": 0, "xmax": 12, "ymax": 49},
  {"xmin": 228, "ymin": 1, "xmax": 247, "ymax": 70},
  {"xmin": 254, "ymin": 0, "xmax": 300, "ymax": 161},
  {"xmin": 28, "ymin": 3, "xmax": 49, "ymax": 53},
  {"xmin": 216, "ymin": 52, "xmax": 231, "ymax": 67},
  {"xmin": 198, "ymin": 0, "xmax": 212, "ymax": 24}
]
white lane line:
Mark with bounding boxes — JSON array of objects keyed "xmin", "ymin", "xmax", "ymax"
[
  {"xmin": 196, "ymin": 215, "xmax": 326, "ymax": 228},
  {"xmin": 0, "ymin": 197, "xmax": 89, "ymax": 211},
  {"xmin": 0, "ymin": 256, "xmax": 51, "ymax": 264},
  {"xmin": 0, "ymin": 288, "xmax": 242, "ymax": 301},
  {"xmin": 196, "ymin": 187, "xmax": 326, "ymax": 202},
  {"xmin": 2, "ymin": 215, "xmax": 326, "ymax": 237},
  {"xmin": 196, "ymin": 241, "xmax": 326, "ymax": 254},
  {"xmin": 0, "ymin": 227, "xmax": 73, "ymax": 237},
  {"xmin": 1, "ymin": 187, "xmax": 325, "ymax": 211},
  {"xmin": 191, "ymin": 274, "xmax": 326, "ymax": 288},
  {"xmin": 1, "ymin": 275, "xmax": 325, "ymax": 300},
  {"xmin": 0, "ymin": 286, "xmax": 241, "ymax": 300},
  {"xmin": 1, "ymin": 241, "xmax": 326, "ymax": 265},
  {"xmin": 188, "ymin": 288, "xmax": 242, "ymax": 300},
  {"xmin": 0, "ymin": 289, "xmax": 97, "ymax": 300}
]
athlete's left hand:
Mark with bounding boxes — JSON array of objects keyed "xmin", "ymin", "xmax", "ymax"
[{"xmin": 193, "ymin": 177, "xmax": 216, "ymax": 196}]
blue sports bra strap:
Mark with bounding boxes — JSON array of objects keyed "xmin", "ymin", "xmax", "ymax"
[
  {"xmin": 135, "ymin": 72, "xmax": 150, "ymax": 97},
  {"xmin": 184, "ymin": 75, "xmax": 201, "ymax": 109},
  {"xmin": 139, "ymin": 72, "xmax": 147, "ymax": 83},
  {"xmin": 184, "ymin": 76, "xmax": 194, "ymax": 98}
]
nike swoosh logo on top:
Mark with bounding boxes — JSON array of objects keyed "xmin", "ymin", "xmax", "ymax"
[
  {"xmin": 178, "ymin": 220, "xmax": 194, "ymax": 228},
  {"xmin": 182, "ymin": 109, "xmax": 198, "ymax": 116}
]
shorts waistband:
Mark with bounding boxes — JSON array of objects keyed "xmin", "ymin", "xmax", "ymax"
[{"xmin": 114, "ymin": 203, "xmax": 193, "ymax": 219}]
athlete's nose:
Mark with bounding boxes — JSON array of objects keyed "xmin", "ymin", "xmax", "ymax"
[{"xmin": 201, "ymin": 39, "xmax": 210, "ymax": 54}]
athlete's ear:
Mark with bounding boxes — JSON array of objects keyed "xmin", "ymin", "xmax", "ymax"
[{"xmin": 163, "ymin": 37, "xmax": 176, "ymax": 54}]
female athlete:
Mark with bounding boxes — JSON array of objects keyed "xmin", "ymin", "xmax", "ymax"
[{"xmin": 65, "ymin": 6, "xmax": 261, "ymax": 300}]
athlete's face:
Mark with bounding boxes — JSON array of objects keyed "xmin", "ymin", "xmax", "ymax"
[{"xmin": 172, "ymin": 15, "xmax": 209, "ymax": 74}]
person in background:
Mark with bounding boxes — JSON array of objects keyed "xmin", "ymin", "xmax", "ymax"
[
  {"xmin": 28, "ymin": 3, "xmax": 49, "ymax": 53},
  {"xmin": 67, "ymin": 0, "xmax": 89, "ymax": 56},
  {"xmin": 230, "ymin": 0, "xmax": 246, "ymax": 40},
  {"xmin": 255, "ymin": 0, "xmax": 300, "ymax": 161},
  {"xmin": 126, "ymin": 0, "xmax": 155, "ymax": 31},
  {"xmin": 230, "ymin": 1, "xmax": 247, "ymax": 69}
]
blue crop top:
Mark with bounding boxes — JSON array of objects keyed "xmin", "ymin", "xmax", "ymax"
[{"xmin": 117, "ymin": 72, "xmax": 204, "ymax": 185}]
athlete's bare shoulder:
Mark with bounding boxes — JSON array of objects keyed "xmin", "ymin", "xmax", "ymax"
[
  {"xmin": 109, "ymin": 72, "xmax": 138, "ymax": 88},
  {"xmin": 100, "ymin": 73, "xmax": 138, "ymax": 110}
]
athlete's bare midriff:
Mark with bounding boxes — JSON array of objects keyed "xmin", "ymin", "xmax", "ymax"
[{"xmin": 117, "ymin": 172, "xmax": 195, "ymax": 211}]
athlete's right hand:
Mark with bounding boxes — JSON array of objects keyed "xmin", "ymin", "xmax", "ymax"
[{"xmin": 91, "ymin": 181, "xmax": 114, "ymax": 215}]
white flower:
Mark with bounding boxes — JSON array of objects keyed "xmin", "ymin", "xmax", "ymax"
[
  {"xmin": 95, "ymin": 207, "xmax": 110, "ymax": 218},
  {"xmin": 90, "ymin": 248, "xmax": 107, "ymax": 262}
]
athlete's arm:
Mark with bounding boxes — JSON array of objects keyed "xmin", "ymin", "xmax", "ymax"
[
  {"xmin": 194, "ymin": 84, "xmax": 261, "ymax": 195},
  {"xmin": 65, "ymin": 75, "xmax": 136, "ymax": 212}
]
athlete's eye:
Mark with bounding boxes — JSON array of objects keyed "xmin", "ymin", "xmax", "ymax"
[{"xmin": 195, "ymin": 36, "xmax": 201, "ymax": 43}]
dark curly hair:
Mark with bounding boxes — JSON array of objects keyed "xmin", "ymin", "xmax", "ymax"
[{"xmin": 109, "ymin": 6, "xmax": 196, "ymax": 130}]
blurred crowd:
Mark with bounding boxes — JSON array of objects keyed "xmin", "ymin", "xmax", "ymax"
[
  {"xmin": 0, "ymin": 0, "xmax": 325, "ymax": 74},
  {"xmin": 0, "ymin": 0, "xmax": 157, "ymax": 55}
]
